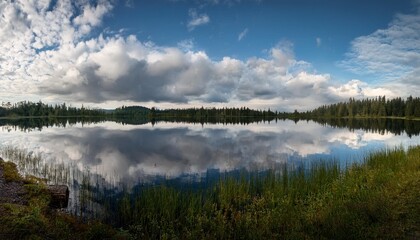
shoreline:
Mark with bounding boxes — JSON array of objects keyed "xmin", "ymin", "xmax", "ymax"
[{"xmin": 1, "ymin": 146, "xmax": 419, "ymax": 239}]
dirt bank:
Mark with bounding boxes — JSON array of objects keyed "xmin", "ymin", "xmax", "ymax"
[{"xmin": 0, "ymin": 158, "xmax": 27, "ymax": 205}]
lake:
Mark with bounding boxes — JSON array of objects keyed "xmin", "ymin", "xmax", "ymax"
[
  {"xmin": 1, "ymin": 118, "xmax": 420, "ymax": 180},
  {"xmin": 0, "ymin": 118, "xmax": 419, "ymax": 216}
]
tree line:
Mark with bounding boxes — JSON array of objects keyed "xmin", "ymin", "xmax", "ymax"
[
  {"xmin": 279, "ymin": 96, "xmax": 420, "ymax": 119},
  {"xmin": 0, "ymin": 101, "xmax": 106, "ymax": 118},
  {"xmin": 1, "ymin": 96, "xmax": 419, "ymax": 120},
  {"xmin": 1, "ymin": 98, "xmax": 419, "ymax": 135}
]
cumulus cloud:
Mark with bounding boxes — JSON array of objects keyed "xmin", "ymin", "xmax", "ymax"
[
  {"xmin": 328, "ymin": 79, "xmax": 395, "ymax": 99},
  {"xmin": 73, "ymin": 1, "xmax": 112, "ymax": 35},
  {"xmin": 0, "ymin": 0, "xmax": 113, "ymax": 100},
  {"xmin": 238, "ymin": 28, "xmax": 248, "ymax": 41},
  {"xmin": 0, "ymin": 0, "xmax": 404, "ymax": 111},
  {"xmin": 34, "ymin": 35, "xmax": 335, "ymax": 109},
  {"xmin": 340, "ymin": 3, "xmax": 420, "ymax": 87},
  {"xmin": 187, "ymin": 9, "xmax": 210, "ymax": 31}
]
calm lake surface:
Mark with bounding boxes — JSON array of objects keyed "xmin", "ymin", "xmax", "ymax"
[
  {"xmin": 1, "ymin": 118, "xmax": 419, "ymax": 215},
  {"xmin": 1, "ymin": 119, "xmax": 419, "ymax": 183}
]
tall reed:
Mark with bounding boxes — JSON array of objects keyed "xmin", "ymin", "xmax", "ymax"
[{"xmin": 1, "ymin": 145, "xmax": 418, "ymax": 239}]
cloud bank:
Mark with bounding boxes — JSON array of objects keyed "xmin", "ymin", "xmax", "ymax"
[
  {"xmin": 339, "ymin": 2, "xmax": 420, "ymax": 96},
  {"xmin": 0, "ymin": 0, "xmax": 413, "ymax": 111}
]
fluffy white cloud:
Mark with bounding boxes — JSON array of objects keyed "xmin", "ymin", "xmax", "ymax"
[
  {"xmin": 340, "ymin": 2, "xmax": 420, "ymax": 97},
  {"xmin": 73, "ymin": 1, "xmax": 112, "ymax": 35},
  {"xmin": 328, "ymin": 79, "xmax": 395, "ymax": 99},
  {"xmin": 35, "ymin": 34, "xmax": 349, "ymax": 109},
  {"xmin": 0, "ymin": 0, "xmax": 404, "ymax": 111},
  {"xmin": 0, "ymin": 0, "xmax": 113, "ymax": 101}
]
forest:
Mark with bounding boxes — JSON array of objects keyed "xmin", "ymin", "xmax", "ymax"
[
  {"xmin": 1, "ymin": 96, "xmax": 419, "ymax": 120},
  {"xmin": 282, "ymin": 96, "xmax": 420, "ymax": 119},
  {"xmin": 0, "ymin": 101, "xmax": 105, "ymax": 118}
]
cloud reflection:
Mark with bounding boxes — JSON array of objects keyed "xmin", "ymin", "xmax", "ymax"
[{"xmin": 1, "ymin": 120, "xmax": 419, "ymax": 184}]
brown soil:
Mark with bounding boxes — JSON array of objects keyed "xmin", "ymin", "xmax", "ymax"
[{"xmin": 0, "ymin": 158, "xmax": 28, "ymax": 205}]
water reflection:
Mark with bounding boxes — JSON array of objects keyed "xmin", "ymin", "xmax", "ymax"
[
  {"xmin": 314, "ymin": 118, "xmax": 420, "ymax": 137},
  {"xmin": 1, "ymin": 119, "xmax": 419, "ymax": 184}
]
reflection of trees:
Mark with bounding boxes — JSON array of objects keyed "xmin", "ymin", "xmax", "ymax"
[
  {"xmin": 0, "ymin": 117, "xmax": 108, "ymax": 132},
  {"xmin": 0, "ymin": 116, "xmax": 278, "ymax": 131},
  {"xmin": 114, "ymin": 106, "xmax": 278, "ymax": 126},
  {"xmin": 148, "ymin": 116, "xmax": 277, "ymax": 126},
  {"xmin": 1, "ymin": 116, "xmax": 419, "ymax": 137},
  {"xmin": 313, "ymin": 118, "xmax": 420, "ymax": 137}
]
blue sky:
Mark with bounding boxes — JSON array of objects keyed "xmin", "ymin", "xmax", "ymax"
[
  {"xmin": 0, "ymin": 0, "xmax": 419, "ymax": 111},
  {"xmin": 108, "ymin": 0, "xmax": 412, "ymax": 80}
]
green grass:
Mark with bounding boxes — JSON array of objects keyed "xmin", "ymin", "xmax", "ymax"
[
  {"xmin": 105, "ymin": 146, "xmax": 419, "ymax": 239},
  {"xmin": 0, "ymin": 160, "xmax": 21, "ymax": 182},
  {"xmin": 1, "ymin": 146, "xmax": 419, "ymax": 239},
  {"xmin": 0, "ymin": 157, "xmax": 117, "ymax": 240}
]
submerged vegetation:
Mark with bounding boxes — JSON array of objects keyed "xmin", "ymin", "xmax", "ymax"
[{"xmin": 1, "ymin": 146, "xmax": 419, "ymax": 239}]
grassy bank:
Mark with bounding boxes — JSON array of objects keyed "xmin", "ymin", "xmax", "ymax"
[
  {"xmin": 0, "ymin": 159, "xmax": 118, "ymax": 240},
  {"xmin": 1, "ymin": 146, "xmax": 419, "ymax": 239}
]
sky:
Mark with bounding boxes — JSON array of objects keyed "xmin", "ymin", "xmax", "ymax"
[{"xmin": 0, "ymin": 0, "xmax": 419, "ymax": 111}]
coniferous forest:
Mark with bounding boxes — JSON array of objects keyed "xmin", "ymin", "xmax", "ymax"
[
  {"xmin": 283, "ymin": 96, "xmax": 420, "ymax": 119},
  {"xmin": 1, "ymin": 96, "xmax": 419, "ymax": 121},
  {"xmin": 0, "ymin": 101, "xmax": 105, "ymax": 118}
]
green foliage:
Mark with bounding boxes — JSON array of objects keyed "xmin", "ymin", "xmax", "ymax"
[
  {"xmin": 295, "ymin": 96, "xmax": 420, "ymax": 119},
  {"xmin": 0, "ymin": 101, "xmax": 106, "ymax": 118},
  {"xmin": 0, "ymin": 160, "xmax": 22, "ymax": 182},
  {"xmin": 0, "ymin": 106, "xmax": 6, "ymax": 117},
  {"xmin": 24, "ymin": 184, "xmax": 51, "ymax": 208},
  {"xmin": 0, "ymin": 159, "xmax": 116, "ymax": 240}
]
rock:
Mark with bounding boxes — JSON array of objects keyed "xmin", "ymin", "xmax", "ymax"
[{"xmin": 47, "ymin": 185, "xmax": 69, "ymax": 209}]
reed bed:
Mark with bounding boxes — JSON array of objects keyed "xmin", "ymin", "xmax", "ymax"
[{"xmin": 1, "ymin": 145, "xmax": 419, "ymax": 239}]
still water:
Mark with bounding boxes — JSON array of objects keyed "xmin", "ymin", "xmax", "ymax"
[
  {"xmin": 1, "ymin": 118, "xmax": 419, "ymax": 216},
  {"xmin": 1, "ymin": 119, "xmax": 419, "ymax": 184}
]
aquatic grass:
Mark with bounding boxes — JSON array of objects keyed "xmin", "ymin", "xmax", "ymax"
[
  {"xmin": 0, "ymin": 146, "xmax": 114, "ymax": 221},
  {"xmin": 1, "ymin": 145, "xmax": 419, "ymax": 239},
  {"xmin": 114, "ymin": 147, "xmax": 418, "ymax": 239},
  {"xmin": 0, "ymin": 155, "xmax": 116, "ymax": 239},
  {"xmin": 301, "ymin": 146, "xmax": 420, "ymax": 239}
]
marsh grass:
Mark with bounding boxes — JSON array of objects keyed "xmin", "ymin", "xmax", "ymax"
[
  {"xmin": 110, "ymin": 147, "xmax": 419, "ymax": 239},
  {"xmin": 1, "ymin": 145, "xmax": 419, "ymax": 239},
  {"xmin": 0, "ymin": 154, "xmax": 116, "ymax": 239}
]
